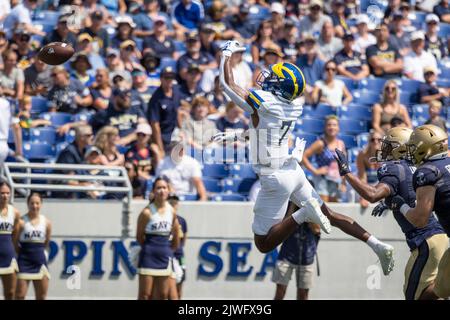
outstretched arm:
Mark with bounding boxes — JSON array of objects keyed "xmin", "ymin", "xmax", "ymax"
[{"xmin": 219, "ymin": 41, "xmax": 255, "ymax": 114}]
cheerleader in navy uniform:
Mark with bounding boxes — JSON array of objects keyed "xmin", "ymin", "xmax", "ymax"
[
  {"xmin": 136, "ymin": 177, "xmax": 180, "ymax": 300},
  {"xmin": 0, "ymin": 181, "xmax": 21, "ymax": 300},
  {"xmin": 14, "ymin": 193, "xmax": 52, "ymax": 300}
]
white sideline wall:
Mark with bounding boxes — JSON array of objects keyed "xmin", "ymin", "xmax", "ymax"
[{"xmin": 3, "ymin": 200, "xmax": 436, "ymax": 300}]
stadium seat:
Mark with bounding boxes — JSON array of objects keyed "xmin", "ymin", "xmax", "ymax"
[
  {"xmin": 210, "ymin": 193, "xmax": 246, "ymax": 202},
  {"xmin": 173, "ymin": 40, "xmax": 186, "ymax": 53},
  {"xmin": 33, "ymin": 10, "xmax": 60, "ymax": 23},
  {"xmin": 293, "ymin": 132, "xmax": 318, "ymax": 148},
  {"xmin": 202, "ymin": 163, "xmax": 229, "ymax": 179},
  {"xmin": 336, "ymin": 76, "xmax": 359, "ymax": 90},
  {"xmin": 72, "ymin": 112, "xmax": 94, "ymax": 123},
  {"xmin": 31, "ymin": 96, "xmax": 49, "ymax": 114},
  {"xmin": 228, "ymin": 164, "xmax": 256, "ymax": 179},
  {"xmin": 338, "ymin": 105, "xmax": 372, "ymax": 120},
  {"xmin": 357, "ymin": 133, "xmax": 369, "ymax": 148},
  {"xmin": 338, "ymin": 119, "xmax": 368, "ymax": 135},
  {"xmin": 202, "ymin": 178, "xmax": 223, "ymax": 193},
  {"xmin": 40, "ymin": 112, "xmax": 72, "ymax": 127},
  {"xmin": 22, "ymin": 142, "xmax": 56, "ymax": 160},
  {"xmin": 347, "ymin": 147, "xmax": 360, "ymax": 164},
  {"xmin": 294, "ymin": 118, "xmax": 325, "ymax": 134},
  {"xmin": 29, "ymin": 128, "xmax": 57, "ymax": 145},
  {"xmin": 360, "ymin": 78, "xmax": 386, "ymax": 92},
  {"xmin": 339, "ymin": 134, "xmax": 357, "ymax": 149},
  {"xmin": 159, "ymin": 57, "xmax": 177, "ymax": 71},
  {"xmin": 398, "ymin": 78, "xmax": 422, "ymax": 93},
  {"xmin": 400, "ymin": 92, "xmax": 419, "ymax": 105},
  {"xmin": 436, "ymin": 79, "xmax": 450, "ymax": 88},
  {"xmin": 310, "ymin": 104, "xmax": 337, "ymax": 119},
  {"xmin": 248, "ymin": 5, "xmax": 270, "ymax": 21},
  {"xmin": 411, "ymin": 11, "xmax": 427, "ymax": 24},
  {"xmin": 353, "ymin": 90, "xmax": 380, "ymax": 106},
  {"xmin": 412, "ymin": 104, "xmax": 430, "ymax": 119},
  {"xmin": 222, "ymin": 178, "xmax": 256, "ymax": 194},
  {"xmin": 438, "ymin": 23, "xmax": 450, "ymax": 38},
  {"xmin": 135, "ymin": 38, "xmax": 144, "ymax": 52},
  {"xmin": 178, "ymin": 194, "xmax": 199, "ymax": 201}
]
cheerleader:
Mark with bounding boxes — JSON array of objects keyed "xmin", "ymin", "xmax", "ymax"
[
  {"xmin": 137, "ymin": 177, "xmax": 180, "ymax": 300},
  {"xmin": 0, "ymin": 181, "xmax": 20, "ymax": 300},
  {"xmin": 14, "ymin": 193, "xmax": 52, "ymax": 300}
]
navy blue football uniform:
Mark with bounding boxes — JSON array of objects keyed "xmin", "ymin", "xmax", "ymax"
[
  {"xmin": 378, "ymin": 160, "xmax": 445, "ymax": 250},
  {"xmin": 413, "ymin": 157, "xmax": 450, "ymax": 237}
]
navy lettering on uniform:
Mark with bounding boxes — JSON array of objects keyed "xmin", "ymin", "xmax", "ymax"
[
  {"xmin": 24, "ymin": 230, "xmax": 43, "ymax": 239},
  {"xmin": 413, "ymin": 158, "xmax": 450, "ymax": 236},
  {"xmin": 378, "ymin": 160, "xmax": 444, "ymax": 250},
  {"xmin": 0, "ymin": 222, "xmax": 12, "ymax": 231}
]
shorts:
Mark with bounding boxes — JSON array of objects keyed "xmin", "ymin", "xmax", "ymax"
[
  {"xmin": 271, "ymin": 259, "xmax": 314, "ymax": 289},
  {"xmin": 404, "ymin": 233, "xmax": 448, "ymax": 300},
  {"xmin": 171, "ymin": 257, "xmax": 186, "ymax": 284},
  {"xmin": 434, "ymin": 246, "xmax": 450, "ymax": 299},
  {"xmin": 252, "ymin": 158, "xmax": 323, "ymax": 235},
  {"xmin": 313, "ymin": 175, "xmax": 339, "ymax": 198}
]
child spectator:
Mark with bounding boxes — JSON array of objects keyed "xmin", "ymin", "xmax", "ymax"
[
  {"xmin": 17, "ymin": 96, "xmax": 51, "ymax": 129},
  {"xmin": 425, "ymin": 100, "xmax": 447, "ymax": 131}
]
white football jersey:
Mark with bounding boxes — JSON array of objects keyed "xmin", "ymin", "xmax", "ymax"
[{"xmin": 247, "ymin": 89, "xmax": 303, "ymax": 175}]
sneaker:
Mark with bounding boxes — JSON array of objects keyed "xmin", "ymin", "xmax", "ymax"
[
  {"xmin": 376, "ymin": 243, "xmax": 395, "ymax": 276},
  {"xmin": 301, "ymin": 198, "xmax": 331, "ymax": 234}
]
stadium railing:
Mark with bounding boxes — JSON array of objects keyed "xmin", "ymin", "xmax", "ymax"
[{"xmin": 1, "ymin": 162, "xmax": 133, "ymax": 236}]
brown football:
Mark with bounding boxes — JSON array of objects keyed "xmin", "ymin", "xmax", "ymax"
[{"xmin": 37, "ymin": 42, "xmax": 75, "ymax": 65}]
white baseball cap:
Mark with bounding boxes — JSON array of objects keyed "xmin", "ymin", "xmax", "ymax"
[
  {"xmin": 136, "ymin": 123, "xmax": 152, "ymax": 135},
  {"xmin": 356, "ymin": 14, "xmax": 370, "ymax": 25},
  {"xmin": 425, "ymin": 13, "xmax": 440, "ymax": 23},
  {"xmin": 410, "ymin": 30, "xmax": 425, "ymax": 41},
  {"xmin": 270, "ymin": 2, "xmax": 285, "ymax": 15}
]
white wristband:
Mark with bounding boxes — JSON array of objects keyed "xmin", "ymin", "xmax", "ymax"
[{"xmin": 399, "ymin": 203, "xmax": 411, "ymax": 216}]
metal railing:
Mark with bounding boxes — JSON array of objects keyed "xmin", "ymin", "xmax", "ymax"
[{"xmin": 1, "ymin": 162, "xmax": 133, "ymax": 237}]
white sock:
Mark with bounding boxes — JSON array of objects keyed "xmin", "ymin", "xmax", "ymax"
[
  {"xmin": 292, "ymin": 207, "xmax": 307, "ymax": 225},
  {"xmin": 366, "ymin": 235, "xmax": 382, "ymax": 252}
]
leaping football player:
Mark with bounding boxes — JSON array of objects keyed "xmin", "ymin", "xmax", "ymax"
[{"xmin": 218, "ymin": 40, "xmax": 395, "ymax": 275}]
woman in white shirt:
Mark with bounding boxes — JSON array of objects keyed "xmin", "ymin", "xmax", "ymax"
[{"xmin": 312, "ymin": 60, "xmax": 353, "ymax": 107}]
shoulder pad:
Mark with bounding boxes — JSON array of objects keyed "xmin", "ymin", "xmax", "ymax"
[
  {"xmin": 377, "ymin": 162, "xmax": 398, "ymax": 180},
  {"xmin": 413, "ymin": 165, "xmax": 441, "ymax": 189}
]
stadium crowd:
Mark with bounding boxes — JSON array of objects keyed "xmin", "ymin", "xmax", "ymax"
[{"xmin": 0, "ymin": 0, "xmax": 449, "ymax": 202}]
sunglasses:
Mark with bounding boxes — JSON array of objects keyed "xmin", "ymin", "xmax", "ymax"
[
  {"xmin": 371, "ymin": 138, "xmax": 382, "ymax": 143},
  {"xmin": 125, "ymin": 46, "xmax": 134, "ymax": 51},
  {"xmin": 83, "ymin": 133, "xmax": 93, "ymax": 138},
  {"xmin": 20, "ymin": 35, "xmax": 30, "ymax": 42},
  {"xmin": 326, "ymin": 67, "xmax": 336, "ymax": 71},
  {"xmin": 51, "ymin": 73, "xmax": 58, "ymax": 77},
  {"xmin": 385, "ymin": 86, "xmax": 397, "ymax": 91}
]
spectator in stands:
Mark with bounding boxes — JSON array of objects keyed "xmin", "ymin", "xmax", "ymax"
[
  {"xmin": 56, "ymin": 124, "xmax": 93, "ymax": 166},
  {"xmin": 330, "ymin": 0, "xmax": 350, "ymax": 38},
  {"xmin": 198, "ymin": 23, "xmax": 219, "ymax": 58},
  {"xmin": 93, "ymin": 126, "xmax": 125, "ymax": 166},
  {"xmin": 43, "ymin": 14, "xmax": 77, "ymax": 48},
  {"xmin": 383, "ymin": 0, "xmax": 401, "ymax": 22},
  {"xmin": 356, "ymin": 130, "xmax": 382, "ymax": 208},
  {"xmin": 11, "ymin": 28, "xmax": 34, "ymax": 70},
  {"xmin": 140, "ymin": 51, "xmax": 162, "ymax": 91},
  {"xmin": 179, "ymin": 63, "xmax": 203, "ymax": 104},
  {"xmin": 47, "ymin": 66, "xmax": 92, "ymax": 114},
  {"xmin": 24, "ymin": 56, "xmax": 51, "ymax": 97},
  {"xmin": 0, "ymin": 1, "xmax": 10, "ymax": 25},
  {"xmin": 403, "ymin": 31, "xmax": 438, "ymax": 82},
  {"xmin": 111, "ymin": 15, "xmax": 138, "ymax": 50},
  {"xmin": 17, "ymin": 95, "xmax": 51, "ymax": 129},
  {"xmin": 272, "ymin": 223, "xmax": 320, "ymax": 300},
  {"xmin": 425, "ymin": 100, "xmax": 447, "ymax": 131},
  {"xmin": 231, "ymin": 50, "xmax": 253, "ymax": 91},
  {"xmin": 172, "ymin": 0, "xmax": 205, "ymax": 33},
  {"xmin": 156, "ymin": 131, "xmax": 207, "ymax": 201},
  {"xmin": 90, "ymin": 87, "xmax": 147, "ymax": 146},
  {"xmin": 124, "ymin": 161, "xmax": 146, "ymax": 199},
  {"xmin": 424, "ymin": 14, "xmax": 447, "ymax": 61},
  {"xmin": 125, "ymin": 123, "xmax": 161, "ymax": 180},
  {"xmin": 269, "ymin": 2, "xmax": 286, "ymax": 42},
  {"xmin": 147, "ymin": 66, "xmax": 182, "ymax": 152},
  {"xmin": 134, "ymin": 0, "xmax": 171, "ymax": 38},
  {"xmin": 312, "ymin": 60, "xmax": 352, "ymax": 107},
  {"xmin": 334, "ymin": 33, "xmax": 370, "ymax": 81},
  {"xmin": 227, "ymin": 3, "xmax": 257, "ymax": 43},
  {"xmin": 418, "ymin": 66, "xmax": 449, "ymax": 104},
  {"xmin": 177, "ymin": 31, "xmax": 216, "ymax": 81},
  {"xmin": 299, "ymin": 0, "xmax": 332, "ymax": 38},
  {"xmin": 131, "ymin": 68, "xmax": 155, "ymax": 110},
  {"xmin": 105, "ymin": 48, "xmax": 125, "ymax": 73},
  {"xmin": 296, "ymin": 36, "xmax": 325, "ymax": 98},
  {"xmin": 3, "ymin": 0, "xmax": 45, "ymax": 38},
  {"xmin": 366, "ymin": 23, "xmax": 403, "ymax": 79},
  {"xmin": 143, "ymin": 16, "xmax": 176, "ymax": 59},
  {"xmin": 90, "ymin": 68, "xmax": 112, "ymax": 111},
  {"xmin": 253, "ymin": 46, "xmax": 283, "ymax": 86},
  {"xmin": 205, "ymin": 75, "xmax": 226, "ymax": 110},
  {"xmin": 75, "ymin": 33, "xmax": 106, "ymax": 70},
  {"xmin": 433, "ymin": 0, "xmax": 450, "ymax": 23},
  {"xmin": 70, "ymin": 52, "xmax": 95, "ymax": 87},
  {"xmin": 353, "ymin": 14, "xmax": 376, "ymax": 56},
  {"xmin": 119, "ymin": 40, "xmax": 142, "ymax": 72},
  {"xmin": 0, "ymin": 31, "xmax": 8, "ymax": 69},
  {"xmin": 182, "ymin": 96, "xmax": 217, "ymax": 150},
  {"xmin": 397, "ymin": 2, "xmax": 414, "ymax": 31},
  {"xmin": 110, "ymin": 70, "xmax": 132, "ymax": 91},
  {"xmin": 251, "ymin": 20, "xmax": 280, "ymax": 65},
  {"xmin": 388, "ymin": 11, "xmax": 410, "ymax": 57},
  {"xmin": 80, "ymin": 10, "xmax": 110, "ymax": 56},
  {"xmin": 215, "ymin": 101, "xmax": 248, "ymax": 135},
  {"xmin": 0, "ymin": 49, "xmax": 24, "ymax": 100},
  {"xmin": 277, "ymin": 20, "xmax": 300, "ymax": 63},
  {"xmin": 82, "ymin": 0, "xmax": 110, "ymax": 21},
  {"xmin": 372, "ymin": 80, "xmax": 412, "ymax": 134},
  {"xmin": 302, "ymin": 115, "xmax": 346, "ymax": 202},
  {"xmin": 204, "ymin": 1, "xmax": 240, "ymax": 40}
]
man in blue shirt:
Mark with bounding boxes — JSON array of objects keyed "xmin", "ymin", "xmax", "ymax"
[
  {"xmin": 147, "ymin": 66, "xmax": 183, "ymax": 152},
  {"xmin": 296, "ymin": 36, "xmax": 325, "ymax": 94},
  {"xmin": 171, "ymin": 0, "xmax": 204, "ymax": 31}
]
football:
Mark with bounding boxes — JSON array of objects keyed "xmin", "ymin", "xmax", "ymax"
[{"xmin": 37, "ymin": 42, "xmax": 75, "ymax": 65}]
